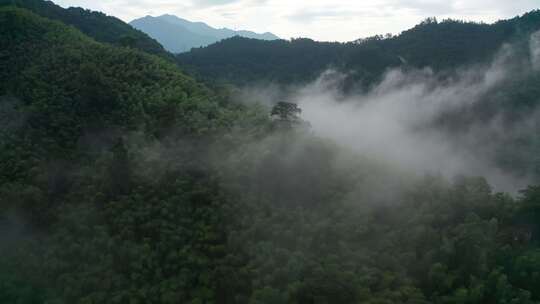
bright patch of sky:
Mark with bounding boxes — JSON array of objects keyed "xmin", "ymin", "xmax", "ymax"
[{"xmin": 54, "ymin": 0, "xmax": 539, "ymax": 41}]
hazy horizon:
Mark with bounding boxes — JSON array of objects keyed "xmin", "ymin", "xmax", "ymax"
[{"xmin": 53, "ymin": 0, "xmax": 540, "ymax": 42}]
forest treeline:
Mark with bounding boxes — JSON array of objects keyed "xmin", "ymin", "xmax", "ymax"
[
  {"xmin": 177, "ymin": 11, "xmax": 540, "ymax": 87},
  {"xmin": 1, "ymin": 2, "xmax": 540, "ymax": 304}
]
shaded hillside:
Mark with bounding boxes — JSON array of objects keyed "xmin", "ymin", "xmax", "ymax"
[
  {"xmin": 0, "ymin": 0, "xmax": 169, "ymax": 57},
  {"xmin": 0, "ymin": 6, "xmax": 246, "ymax": 302},
  {"xmin": 178, "ymin": 37, "xmax": 357, "ymax": 84},
  {"xmin": 177, "ymin": 11, "xmax": 540, "ymax": 86},
  {"xmin": 0, "ymin": 5, "xmax": 235, "ymax": 186}
]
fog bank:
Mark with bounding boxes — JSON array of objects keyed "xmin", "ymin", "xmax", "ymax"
[{"xmin": 281, "ymin": 32, "xmax": 540, "ymax": 193}]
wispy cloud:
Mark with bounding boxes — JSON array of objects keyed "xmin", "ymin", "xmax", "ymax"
[
  {"xmin": 192, "ymin": 0, "xmax": 240, "ymax": 8},
  {"xmin": 287, "ymin": 5, "xmax": 391, "ymax": 24}
]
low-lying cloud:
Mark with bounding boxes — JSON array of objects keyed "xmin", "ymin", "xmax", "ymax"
[
  {"xmin": 274, "ymin": 32, "xmax": 540, "ymax": 193},
  {"xmin": 531, "ymin": 30, "xmax": 540, "ymax": 70}
]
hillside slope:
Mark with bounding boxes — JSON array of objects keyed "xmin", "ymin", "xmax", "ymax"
[
  {"xmin": 0, "ymin": 0, "xmax": 169, "ymax": 57},
  {"xmin": 0, "ymin": 5, "xmax": 236, "ymax": 190},
  {"xmin": 0, "ymin": 6, "xmax": 247, "ymax": 302}
]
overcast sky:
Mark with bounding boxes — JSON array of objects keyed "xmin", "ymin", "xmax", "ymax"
[{"xmin": 54, "ymin": 0, "xmax": 539, "ymax": 41}]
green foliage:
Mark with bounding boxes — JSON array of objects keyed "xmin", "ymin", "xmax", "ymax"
[
  {"xmin": 271, "ymin": 102, "xmax": 301, "ymax": 121},
  {"xmin": 0, "ymin": 0, "xmax": 170, "ymax": 58},
  {"xmin": 1, "ymin": 4, "xmax": 540, "ymax": 304},
  {"xmin": 177, "ymin": 11, "xmax": 540, "ymax": 87}
]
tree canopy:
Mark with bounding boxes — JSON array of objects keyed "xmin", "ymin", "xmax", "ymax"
[
  {"xmin": 177, "ymin": 11, "xmax": 540, "ymax": 87},
  {"xmin": 1, "ymin": 3, "xmax": 540, "ymax": 304}
]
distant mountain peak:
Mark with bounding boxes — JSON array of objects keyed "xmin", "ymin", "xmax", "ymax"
[{"xmin": 130, "ymin": 14, "xmax": 279, "ymax": 53}]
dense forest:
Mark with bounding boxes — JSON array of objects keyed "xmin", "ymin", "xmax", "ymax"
[
  {"xmin": 2, "ymin": 1, "xmax": 540, "ymax": 304},
  {"xmin": 0, "ymin": 0, "xmax": 169, "ymax": 57},
  {"xmin": 177, "ymin": 11, "xmax": 540, "ymax": 87}
]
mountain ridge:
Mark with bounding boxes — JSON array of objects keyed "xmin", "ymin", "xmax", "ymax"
[
  {"xmin": 176, "ymin": 10, "xmax": 540, "ymax": 86},
  {"xmin": 130, "ymin": 14, "xmax": 279, "ymax": 53}
]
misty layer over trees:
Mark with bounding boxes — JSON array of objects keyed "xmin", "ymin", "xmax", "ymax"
[
  {"xmin": 293, "ymin": 38, "xmax": 540, "ymax": 193},
  {"xmin": 2, "ymin": 1, "xmax": 540, "ymax": 304}
]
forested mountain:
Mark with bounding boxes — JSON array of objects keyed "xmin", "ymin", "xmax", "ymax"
[
  {"xmin": 2, "ymin": 1, "xmax": 540, "ymax": 304},
  {"xmin": 0, "ymin": 0, "xmax": 169, "ymax": 57},
  {"xmin": 130, "ymin": 14, "xmax": 279, "ymax": 53},
  {"xmin": 0, "ymin": 4, "xmax": 240, "ymax": 301},
  {"xmin": 177, "ymin": 11, "xmax": 540, "ymax": 86}
]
